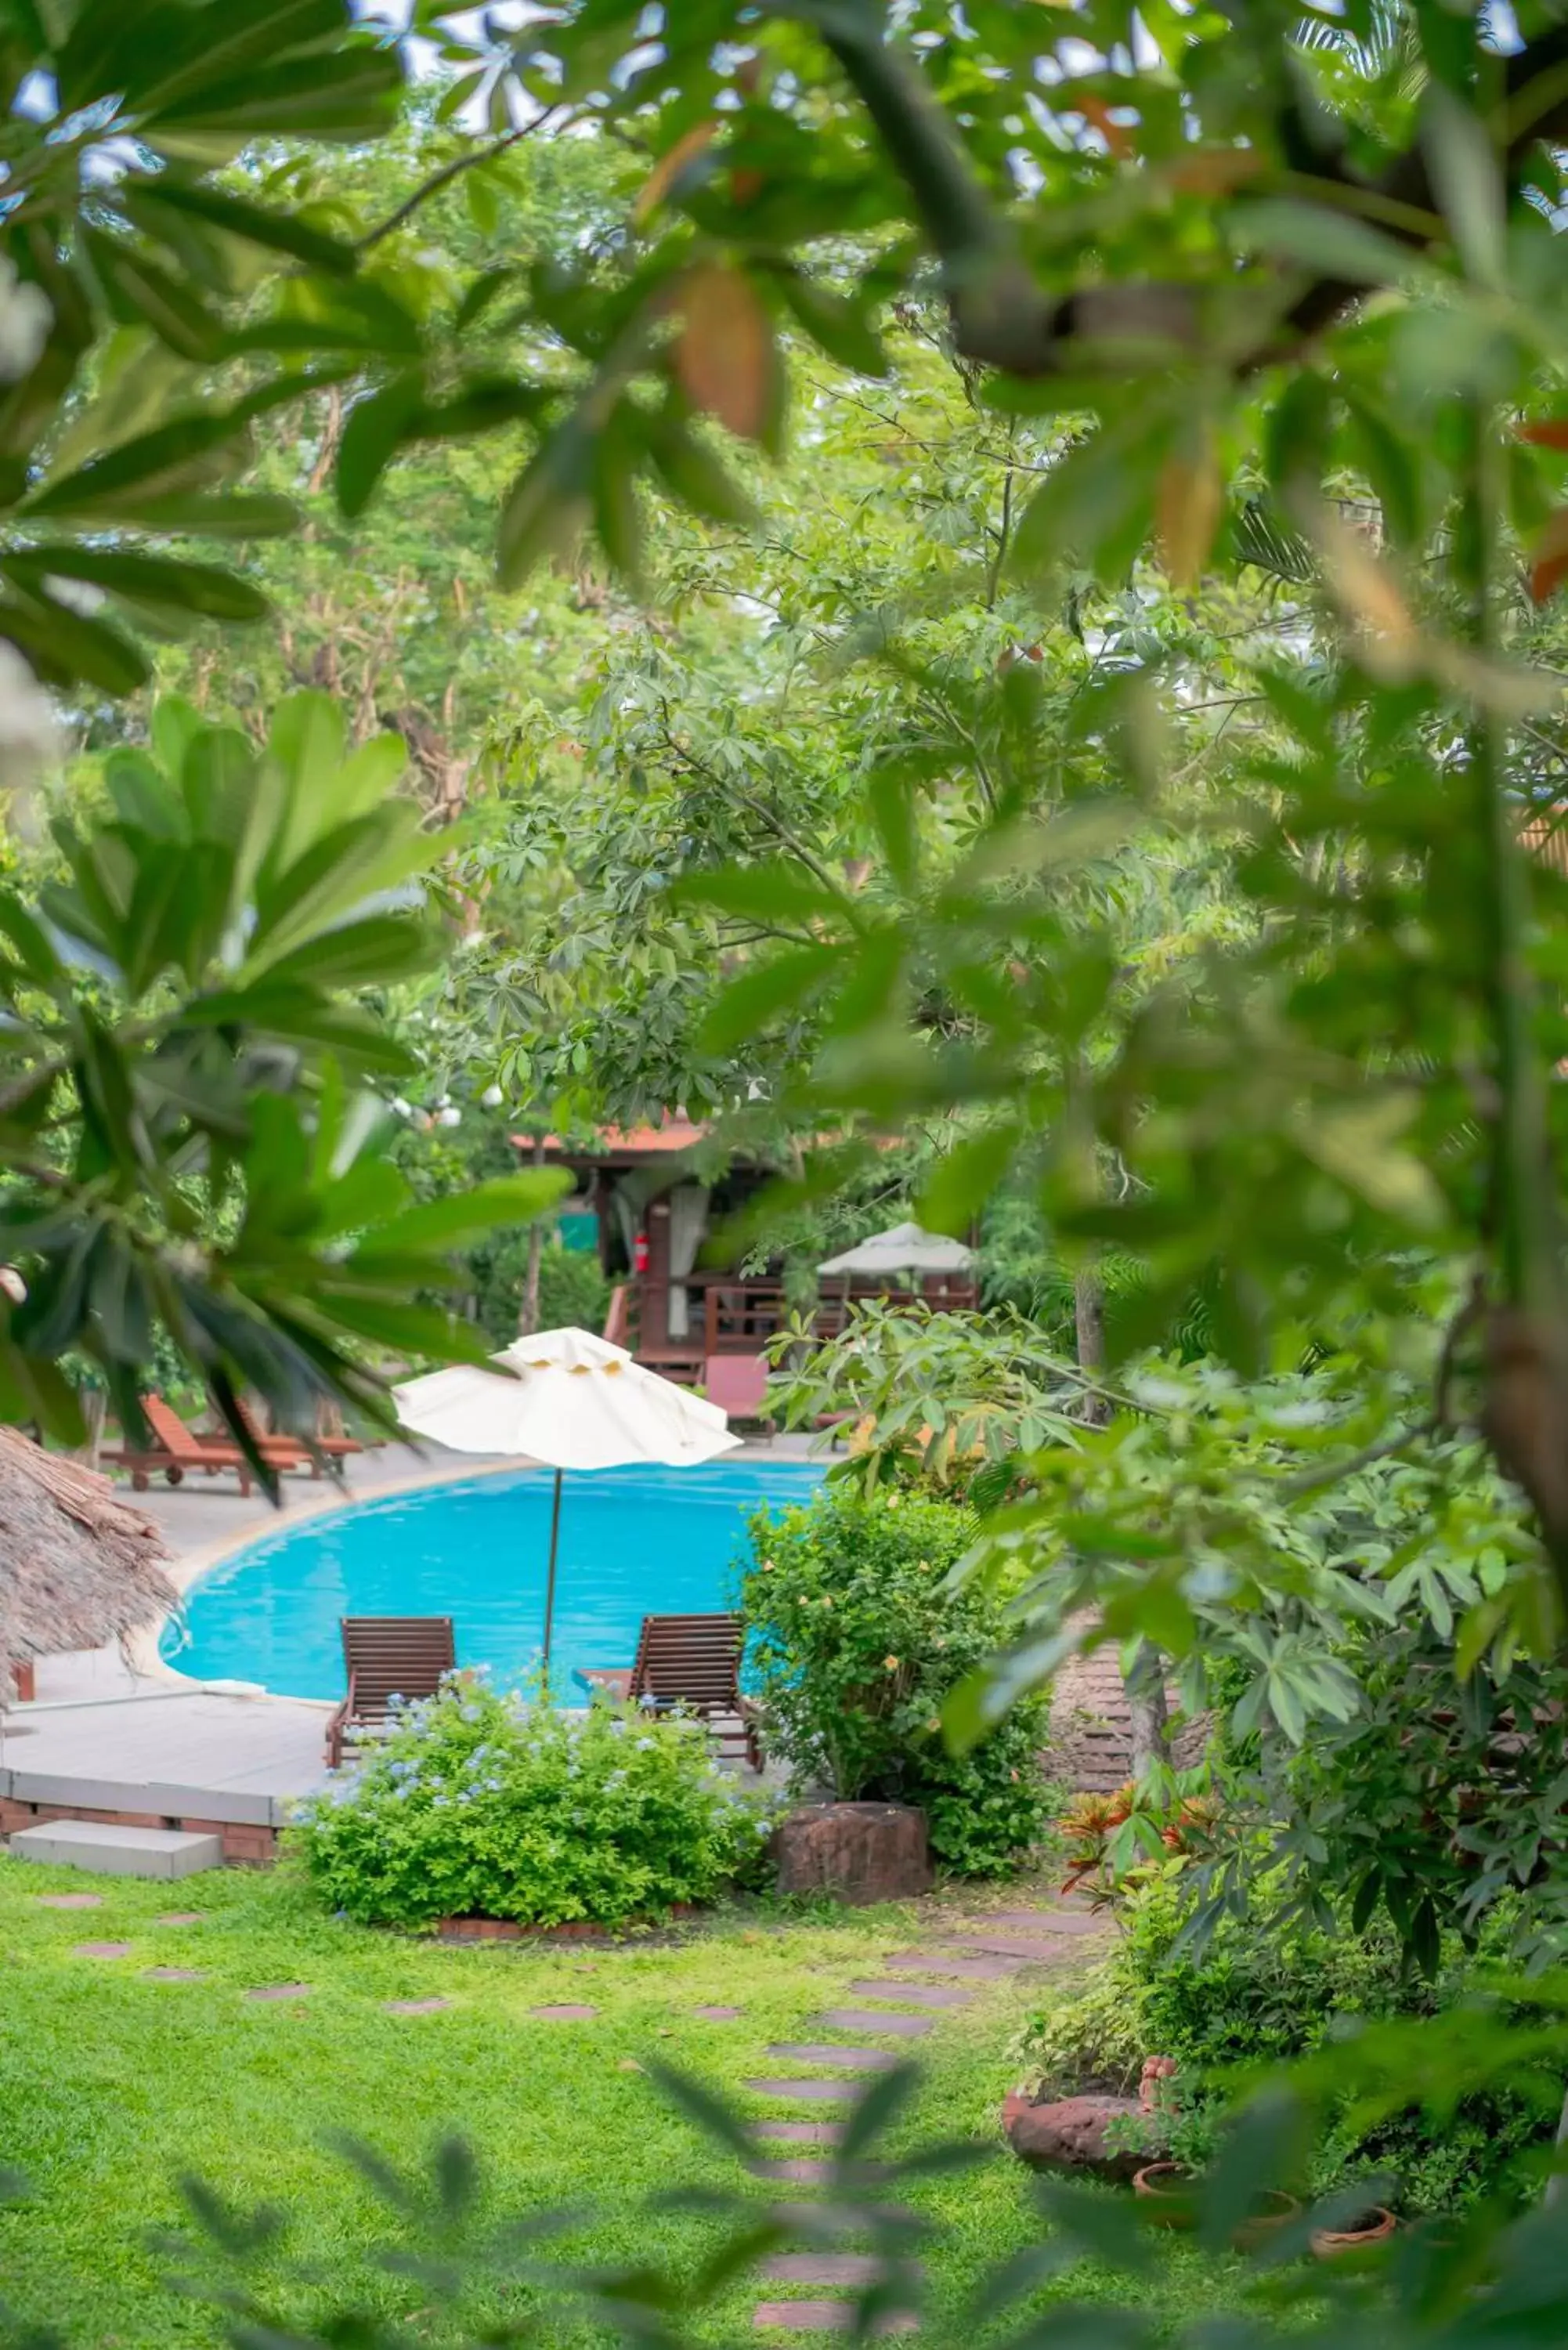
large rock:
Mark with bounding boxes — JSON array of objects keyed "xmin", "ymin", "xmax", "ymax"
[
  {"xmin": 1001, "ymin": 2091, "xmax": 1165, "ymax": 2183},
  {"xmin": 772, "ymin": 1802, "xmax": 932, "ymax": 1903}
]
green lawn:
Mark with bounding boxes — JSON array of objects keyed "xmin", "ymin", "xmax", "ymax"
[{"xmin": 0, "ymin": 1858, "xmax": 1224, "ymax": 2346}]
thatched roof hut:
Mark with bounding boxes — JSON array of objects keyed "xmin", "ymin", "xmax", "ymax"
[{"xmin": 0, "ymin": 1429, "xmax": 177, "ymax": 1668}]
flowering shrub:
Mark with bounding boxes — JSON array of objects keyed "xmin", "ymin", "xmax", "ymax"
[
  {"xmin": 294, "ymin": 1675, "xmax": 776, "ymax": 1929},
  {"xmin": 739, "ymin": 1489, "xmax": 1052, "ymax": 1877}
]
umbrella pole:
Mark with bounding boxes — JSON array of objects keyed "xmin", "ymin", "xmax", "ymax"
[{"xmin": 541, "ymin": 1466, "xmax": 564, "ymax": 1690}]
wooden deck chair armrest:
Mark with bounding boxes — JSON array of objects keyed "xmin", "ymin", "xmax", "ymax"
[{"xmin": 325, "ymin": 1690, "xmax": 351, "ymax": 1769}]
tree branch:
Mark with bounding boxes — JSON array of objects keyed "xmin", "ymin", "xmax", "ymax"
[{"xmin": 355, "ymin": 110, "xmax": 566, "ymax": 254}]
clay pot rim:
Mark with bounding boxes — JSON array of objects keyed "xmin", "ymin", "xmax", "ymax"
[
  {"xmin": 1133, "ymin": 2162, "xmax": 1194, "ymax": 2197},
  {"xmin": 1310, "ymin": 2207, "xmax": 1399, "ymax": 2257}
]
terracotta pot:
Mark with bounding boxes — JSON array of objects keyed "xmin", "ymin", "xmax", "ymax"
[
  {"xmin": 1133, "ymin": 2163, "xmax": 1198, "ymax": 2228},
  {"xmin": 1233, "ymin": 2188, "xmax": 1301, "ymax": 2251},
  {"xmin": 1311, "ymin": 2207, "xmax": 1398, "ymax": 2259}
]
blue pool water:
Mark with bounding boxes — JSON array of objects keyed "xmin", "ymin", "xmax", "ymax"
[{"xmin": 162, "ymin": 1461, "xmax": 823, "ymax": 1701}]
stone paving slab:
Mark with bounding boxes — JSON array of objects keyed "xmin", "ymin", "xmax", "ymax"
[
  {"xmin": 767, "ymin": 2044, "xmax": 900, "ymax": 2071},
  {"xmin": 245, "ymin": 1983, "xmax": 313, "ymax": 2001},
  {"xmin": 878, "ymin": 1952, "xmax": 1022, "ymax": 1980},
  {"xmin": 529, "ymin": 2003, "xmax": 598, "ymax": 2019},
  {"xmin": 749, "ymin": 2120, "xmax": 847, "ymax": 2145},
  {"xmin": 385, "ymin": 1998, "xmax": 453, "ymax": 2015},
  {"xmin": 693, "ymin": 2004, "xmax": 743, "ymax": 2019},
  {"xmin": 980, "ymin": 1907, "xmax": 1090, "ymax": 1928},
  {"xmin": 762, "ymin": 2256, "xmax": 918, "ymax": 2287},
  {"xmin": 746, "ymin": 2078, "xmax": 862, "ymax": 2102},
  {"xmin": 750, "ymin": 2160, "xmax": 891, "ymax": 2185},
  {"xmin": 143, "ymin": 1967, "xmax": 209, "ymax": 1982},
  {"xmin": 845, "ymin": 1981, "xmax": 973, "ymax": 2009},
  {"xmin": 815, "ymin": 2012, "xmax": 933, "ymax": 2038},
  {"xmin": 753, "ymin": 2302, "xmax": 916, "ymax": 2333},
  {"xmin": 155, "ymin": 1911, "xmax": 206, "ymax": 1925},
  {"xmin": 71, "ymin": 1941, "xmax": 132, "ymax": 1959},
  {"xmin": 34, "ymin": 1893, "xmax": 102, "ymax": 1910},
  {"xmin": 959, "ymin": 1915, "xmax": 1103, "ymax": 1943},
  {"xmin": 945, "ymin": 1931, "xmax": 1086, "ymax": 1959}
]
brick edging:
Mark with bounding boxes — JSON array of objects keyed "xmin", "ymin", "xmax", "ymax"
[{"xmin": 0, "ymin": 1796, "xmax": 275, "ymax": 1866}]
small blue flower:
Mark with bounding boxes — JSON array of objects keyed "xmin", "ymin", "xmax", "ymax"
[
  {"xmin": 635, "ymin": 1737, "xmax": 655, "ymax": 1752},
  {"xmin": 608, "ymin": 1719, "xmax": 627, "ymax": 1737}
]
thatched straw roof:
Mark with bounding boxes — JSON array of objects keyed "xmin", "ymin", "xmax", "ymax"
[{"xmin": 0, "ymin": 1429, "xmax": 177, "ymax": 1665}]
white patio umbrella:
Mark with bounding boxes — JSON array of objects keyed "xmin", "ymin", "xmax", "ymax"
[
  {"xmin": 818, "ymin": 1220, "xmax": 976, "ymax": 1277},
  {"xmin": 392, "ymin": 1326, "xmax": 740, "ymax": 1675}
]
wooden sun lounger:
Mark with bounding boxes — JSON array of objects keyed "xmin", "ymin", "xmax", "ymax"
[
  {"xmin": 326, "ymin": 1615, "xmax": 456, "ymax": 1768},
  {"xmin": 577, "ymin": 1611, "xmax": 761, "ymax": 1767},
  {"xmin": 103, "ymin": 1396, "xmax": 259, "ymax": 1495},
  {"xmin": 704, "ymin": 1354, "xmax": 775, "ymax": 1432}
]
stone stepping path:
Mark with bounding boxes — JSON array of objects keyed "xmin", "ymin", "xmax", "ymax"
[
  {"xmin": 245, "ymin": 1983, "xmax": 313, "ymax": 2001},
  {"xmin": 694, "ymin": 2004, "xmax": 743, "ymax": 2020},
  {"xmin": 753, "ymin": 2303, "xmax": 916, "ymax": 2334},
  {"xmin": 737, "ymin": 1898, "xmax": 1102, "ymax": 2334},
  {"xmin": 815, "ymin": 2011, "xmax": 933, "ymax": 2039},
  {"xmin": 845, "ymin": 1981, "xmax": 972, "ymax": 2010},
  {"xmin": 981, "ymin": 1907, "xmax": 1090, "ymax": 1929},
  {"xmin": 35, "ymin": 1893, "xmax": 101, "ymax": 1910},
  {"xmin": 746, "ymin": 2077, "xmax": 862, "ymax": 2102},
  {"xmin": 750, "ymin": 2120, "xmax": 847, "ymax": 2146},
  {"xmin": 767, "ymin": 2044, "xmax": 900, "ymax": 2071},
  {"xmin": 949, "ymin": 1929, "xmax": 1081, "ymax": 1958},
  {"xmin": 71, "ymin": 1941, "xmax": 132, "ymax": 1960},
  {"xmin": 385, "ymin": 1997, "xmax": 453, "ymax": 2015},
  {"xmin": 762, "ymin": 2255, "xmax": 916, "ymax": 2288},
  {"xmin": 751, "ymin": 2159, "xmax": 891, "ymax": 2186},
  {"xmin": 156, "ymin": 1911, "xmax": 206, "ymax": 1927},
  {"xmin": 143, "ymin": 1967, "xmax": 209, "ymax": 1983},
  {"xmin": 530, "ymin": 2002, "xmax": 598, "ymax": 2020},
  {"xmin": 879, "ymin": 1951, "xmax": 1023, "ymax": 1981}
]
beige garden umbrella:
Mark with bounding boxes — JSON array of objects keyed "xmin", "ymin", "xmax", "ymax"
[
  {"xmin": 392, "ymin": 1326, "xmax": 741, "ymax": 1673},
  {"xmin": 0, "ymin": 1427, "xmax": 177, "ymax": 1676}
]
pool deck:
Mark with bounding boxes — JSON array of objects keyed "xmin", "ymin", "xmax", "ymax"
[{"xmin": 2, "ymin": 1434, "xmax": 822, "ymax": 1840}]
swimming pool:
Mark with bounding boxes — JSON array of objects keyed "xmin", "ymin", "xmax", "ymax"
[{"xmin": 162, "ymin": 1460, "xmax": 823, "ymax": 1702}]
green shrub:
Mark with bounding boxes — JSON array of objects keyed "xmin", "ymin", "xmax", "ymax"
[
  {"xmin": 294, "ymin": 1676, "xmax": 775, "ymax": 1929},
  {"xmin": 739, "ymin": 1489, "xmax": 1052, "ymax": 1877},
  {"xmin": 1021, "ymin": 1874, "xmax": 1552, "ymax": 2213}
]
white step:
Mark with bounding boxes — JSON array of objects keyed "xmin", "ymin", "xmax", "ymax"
[{"xmin": 7, "ymin": 1820, "xmax": 223, "ymax": 1878}]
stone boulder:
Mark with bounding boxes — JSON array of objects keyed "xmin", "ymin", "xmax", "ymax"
[
  {"xmin": 1001, "ymin": 2090, "xmax": 1165, "ymax": 2183},
  {"xmin": 772, "ymin": 1802, "xmax": 931, "ymax": 1903}
]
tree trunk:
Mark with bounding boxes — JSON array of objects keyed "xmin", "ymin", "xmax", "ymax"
[
  {"xmin": 520, "ymin": 1133, "xmax": 546, "ymax": 1335},
  {"xmin": 79, "ymin": 1386, "xmax": 106, "ymax": 1470},
  {"xmin": 1075, "ymin": 1261, "xmax": 1171, "ymax": 1781},
  {"xmin": 1546, "ymin": 2083, "xmax": 1568, "ymax": 2210}
]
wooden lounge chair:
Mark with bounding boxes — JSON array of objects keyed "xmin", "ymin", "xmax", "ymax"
[
  {"xmin": 578, "ymin": 1611, "xmax": 761, "ymax": 1767},
  {"xmin": 703, "ymin": 1353, "xmax": 775, "ymax": 1433},
  {"xmin": 326, "ymin": 1615, "xmax": 456, "ymax": 1768},
  {"xmin": 233, "ymin": 1399, "xmax": 323, "ymax": 1477},
  {"xmin": 103, "ymin": 1397, "xmax": 259, "ymax": 1495}
]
